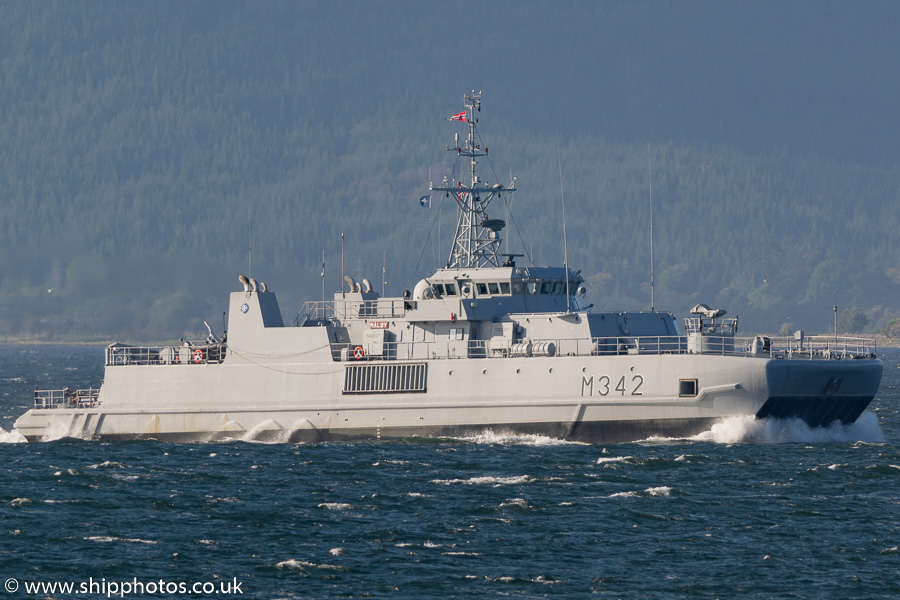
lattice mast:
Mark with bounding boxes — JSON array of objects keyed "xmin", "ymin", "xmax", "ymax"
[{"xmin": 431, "ymin": 92, "xmax": 516, "ymax": 269}]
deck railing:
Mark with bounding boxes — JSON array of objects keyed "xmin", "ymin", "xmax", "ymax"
[
  {"xmin": 734, "ymin": 334, "xmax": 876, "ymax": 359},
  {"xmin": 331, "ymin": 334, "xmax": 876, "ymax": 362},
  {"xmin": 98, "ymin": 334, "xmax": 876, "ymax": 366},
  {"xmin": 105, "ymin": 343, "xmax": 226, "ymax": 366},
  {"xmin": 294, "ymin": 299, "xmax": 407, "ymax": 326},
  {"xmin": 34, "ymin": 388, "xmax": 100, "ymax": 409}
]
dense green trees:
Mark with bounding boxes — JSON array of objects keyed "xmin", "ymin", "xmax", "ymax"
[
  {"xmin": 838, "ymin": 307, "xmax": 869, "ymax": 334},
  {"xmin": 884, "ymin": 319, "xmax": 900, "ymax": 339},
  {"xmin": 1, "ymin": 2, "xmax": 898, "ymax": 340}
]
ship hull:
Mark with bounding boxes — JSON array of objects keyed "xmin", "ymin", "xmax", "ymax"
[
  {"xmin": 16, "ymin": 415, "xmax": 724, "ymax": 444},
  {"xmin": 14, "ymin": 353, "xmax": 882, "ymax": 444}
]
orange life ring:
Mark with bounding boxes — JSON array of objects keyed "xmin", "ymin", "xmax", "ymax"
[
  {"xmin": 353, "ymin": 346, "xmax": 365, "ymax": 360},
  {"xmin": 193, "ymin": 349, "xmax": 204, "ymax": 363}
]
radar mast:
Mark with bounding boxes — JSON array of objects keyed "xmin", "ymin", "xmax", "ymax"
[{"xmin": 431, "ymin": 92, "xmax": 516, "ymax": 269}]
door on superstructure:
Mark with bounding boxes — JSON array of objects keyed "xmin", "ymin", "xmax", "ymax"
[{"xmin": 467, "ymin": 324, "xmax": 486, "ymax": 358}]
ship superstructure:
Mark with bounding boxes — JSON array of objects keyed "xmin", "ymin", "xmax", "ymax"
[{"xmin": 15, "ymin": 93, "xmax": 883, "ymax": 443}]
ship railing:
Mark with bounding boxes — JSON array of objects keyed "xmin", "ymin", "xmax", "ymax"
[
  {"xmin": 330, "ymin": 337, "xmax": 686, "ymax": 361},
  {"xmin": 294, "ymin": 301, "xmax": 334, "ymax": 326},
  {"xmin": 683, "ymin": 317, "xmax": 739, "ymax": 336},
  {"xmin": 328, "ymin": 334, "xmax": 877, "ymax": 362},
  {"xmin": 294, "ymin": 299, "xmax": 408, "ymax": 326},
  {"xmin": 34, "ymin": 388, "xmax": 100, "ymax": 409},
  {"xmin": 332, "ymin": 340, "xmax": 479, "ymax": 361},
  {"xmin": 731, "ymin": 335, "xmax": 876, "ymax": 359},
  {"xmin": 588, "ymin": 337, "xmax": 687, "ymax": 356},
  {"xmin": 105, "ymin": 343, "xmax": 227, "ymax": 366},
  {"xmin": 586, "ymin": 334, "xmax": 874, "ymax": 359}
]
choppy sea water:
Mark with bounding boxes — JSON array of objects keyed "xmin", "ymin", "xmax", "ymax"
[{"xmin": 1, "ymin": 345, "xmax": 899, "ymax": 599}]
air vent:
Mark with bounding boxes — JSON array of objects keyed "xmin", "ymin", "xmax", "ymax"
[{"xmin": 344, "ymin": 363, "xmax": 427, "ymax": 394}]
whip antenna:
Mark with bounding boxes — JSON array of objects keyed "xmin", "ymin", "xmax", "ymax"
[
  {"xmin": 558, "ymin": 141, "xmax": 571, "ymax": 313},
  {"xmin": 648, "ymin": 142, "xmax": 655, "ymax": 311}
]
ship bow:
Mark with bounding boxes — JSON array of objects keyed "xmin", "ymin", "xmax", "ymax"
[{"xmin": 757, "ymin": 358, "xmax": 883, "ymax": 427}]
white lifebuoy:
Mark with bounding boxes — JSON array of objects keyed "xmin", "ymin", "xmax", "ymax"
[
  {"xmin": 193, "ymin": 349, "xmax": 204, "ymax": 363},
  {"xmin": 353, "ymin": 346, "xmax": 365, "ymax": 360}
]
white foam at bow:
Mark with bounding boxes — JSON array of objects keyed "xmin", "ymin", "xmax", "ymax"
[{"xmin": 687, "ymin": 410, "xmax": 883, "ymax": 444}]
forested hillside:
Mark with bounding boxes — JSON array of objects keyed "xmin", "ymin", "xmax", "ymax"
[{"xmin": 1, "ymin": 1, "xmax": 899, "ymax": 340}]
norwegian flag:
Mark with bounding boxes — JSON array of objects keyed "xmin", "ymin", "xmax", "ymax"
[{"xmin": 447, "ymin": 110, "xmax": 466, "ymax": 122}]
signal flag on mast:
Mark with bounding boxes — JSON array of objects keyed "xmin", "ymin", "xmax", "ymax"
[{"xmin": 419, "ymin": 195, "xmax": 431, "ymax": 208}]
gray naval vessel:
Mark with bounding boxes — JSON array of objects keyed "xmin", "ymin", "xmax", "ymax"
[{"xmin": 16, "ymin": 92, "xmax": 883, "ymax": 443}]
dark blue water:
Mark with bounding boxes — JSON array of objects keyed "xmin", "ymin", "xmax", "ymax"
[{"xmin": 2, "ymin": 346, "xmax": 899, "ymax": 599}]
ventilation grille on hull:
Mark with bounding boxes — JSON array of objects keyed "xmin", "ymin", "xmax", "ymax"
[{"xmin": 343, "ymin": 363, "xmax": 428, "ymax": 394}]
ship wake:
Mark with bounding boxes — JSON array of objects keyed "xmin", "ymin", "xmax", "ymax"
[
  {"xmin": 450, "ymin": 430, "xmax": 586, "ymax": 446},
  {"xmin": 678, "ymin": 411, "xmax": 883, "ymax": 444}
]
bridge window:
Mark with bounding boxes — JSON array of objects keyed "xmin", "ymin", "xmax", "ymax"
[
  {"xmin": 540, "ymin": 282, "xmax": 553, "ymax": 294},
  {"xmin": 477, "ymin": 283, "xmax": 488, "ymax": 295},
  {"xmin": 488, "ymin": 282, "xmax": 500, "ymax": 295},
  {"xmin": 499, "ymin": 282, "xmax": 511, "ymax": 294},
  {"xmin": 445, "ymin": 283, "xmax": 457, "ymax": 296},
  {"xmin": 527, "ymin": 282, "xmax": 538, "ymax": 294}
]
